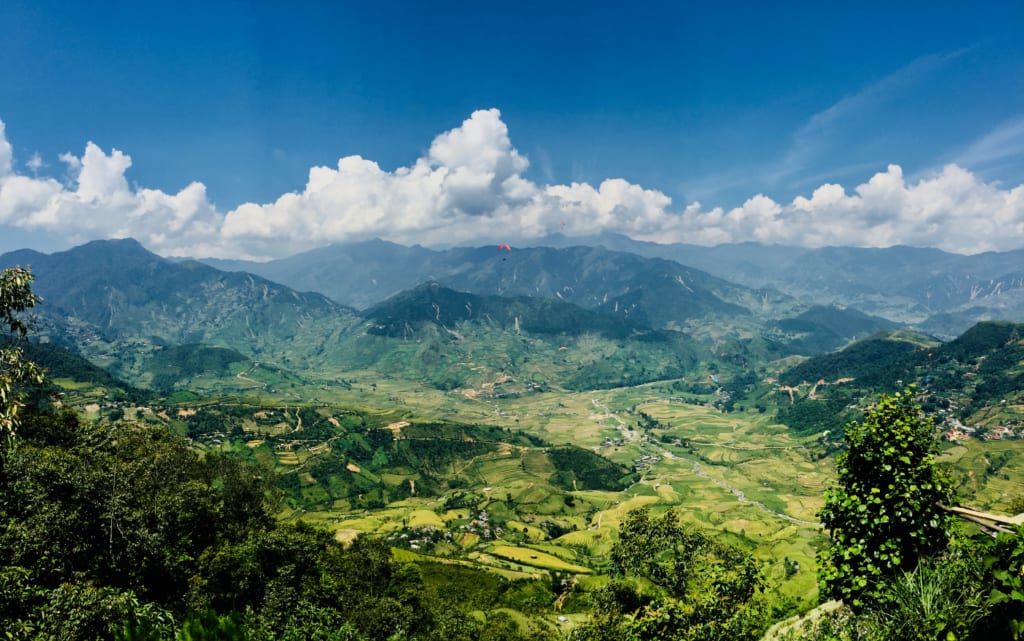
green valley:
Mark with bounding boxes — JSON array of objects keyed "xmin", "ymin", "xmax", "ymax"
[{"xmin": 2, "ymin": 239, "xmax": 1023, "ymax": 641}]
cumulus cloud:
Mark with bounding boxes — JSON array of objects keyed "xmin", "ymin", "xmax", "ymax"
[
  {"xmin": 0, "ymin": 109, "xmax": 1022, "ymax": 258},
  {"xmin": 0, "ymin": 135, "xmax": 222, "ymax": 257}
]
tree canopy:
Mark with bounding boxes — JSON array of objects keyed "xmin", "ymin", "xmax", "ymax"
[
  {"xmin": 571, "ymin": 507, "xmax": 769, "ymax": 641},
  {"xmin": 0, "ymin": 267, "xmax": 43, "ymax": 449},
  {"xmin": 817, "ymin": 389, "xmax": 954, "ymax": 608}
]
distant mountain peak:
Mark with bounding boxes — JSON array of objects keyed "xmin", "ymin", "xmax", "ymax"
[{"xmin": 71, "ymin": 237, "xmax": 154, "ymax": 255}]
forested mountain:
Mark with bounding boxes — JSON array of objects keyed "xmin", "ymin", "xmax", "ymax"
[
  {"xmin": 775, "ymin": 321, "xmax": 1024, "ymax": 434},
  {"xmin": 0, "ymin": 239, "xmax": 357, "ymax": 348},
  {"xmin": 364, "ymin": 282, "xmax": 648, "ymax": 339},
  {"xmin": 198, "ymin": 241, "xmax": 795, "ymax": 325},
  {"xmin": 0, "ymin": 240, "xmax": 362, "ymax": 379}
]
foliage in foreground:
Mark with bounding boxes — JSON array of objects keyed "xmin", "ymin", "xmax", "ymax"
[
  {"xmin": 0, "ymin": 266, "xmax": 43, "ymax": 450},
  {"xmin": 0, "ymin": 266, "xmax": 551, "ymax": 640},
  {"xmin": 570, "ymin": 507, "xmax": 771, "ymax": 641},
  {"xmin": 0, "ymin": 402, "xmax": 567, "ymax": 641},
  {"xmin": 782, "ymin": 531, "xmax": 1024, "ymax": 641},
  {"xmin": 805, "ymin": 384, "xmax": 1024, "ymax": 640},
  {"xmin": 818, "ymin": 389, "xmax": 954, "ymax": 608}
]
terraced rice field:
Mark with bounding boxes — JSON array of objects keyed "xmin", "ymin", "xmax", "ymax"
[{"xmin": 489, "ymin": 545, "xmax": 592, "ymax": 573}]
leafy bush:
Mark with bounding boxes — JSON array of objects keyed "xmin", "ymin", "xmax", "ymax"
[
  {"xmin": 548, "ymin": 446, "xmax": 637, "ymax": 491},
  {"xmin": 780, "ymin": 541, "xmax": 993, "ymax": 641},
  {"xmin": 981, "ymin": 525, "xmax": 1024, "ymax": 639},
  {"xmin": 818, "ymin": 389, "xmax": 954, "ymax": 609},
  {"xmin": 572, "ymin": 507, "xmax": 770, "ymax": 641}
]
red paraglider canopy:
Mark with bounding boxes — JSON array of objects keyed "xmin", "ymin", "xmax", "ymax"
[{"xmin": 497, "ymin": 243, "xmax": 512, "ymax": 252}]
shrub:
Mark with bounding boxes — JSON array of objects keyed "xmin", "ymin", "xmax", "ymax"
[{"xmin": 818, "ymin": 389, "xmax": 954, "ymax": 609}]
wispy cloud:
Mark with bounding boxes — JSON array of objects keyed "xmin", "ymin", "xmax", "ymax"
[
  {"xmin": 955, "ymin": 114, "xmax": 1024, "ymax": 169},
  {"xmin": 766, "ymin": 47, "xmax": 971, "ymax": 186}
]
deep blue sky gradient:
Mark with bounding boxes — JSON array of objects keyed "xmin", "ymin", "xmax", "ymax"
[{"xmin": 1, "ymin": 1, "xmax": 1022, "ymax": 229}]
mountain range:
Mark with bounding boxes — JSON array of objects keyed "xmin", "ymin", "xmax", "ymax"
[
  {"xmin": 204, "ymin": 239, "xmax": 795, "ymax": 327},
  {"xmin": 3, "ymin": 235, "xmax": 1022, "ymax": 398},
  {"xmin": 0, "ymin": 241, "xmax": 710, "ymax": 392},
  {"xmin": 201, "ymin": 234, "xmax": 1024, "ymax": 337},
  {"xmin": 526, "ymin": 233, "xmax": 1024, "ymax": 332}
]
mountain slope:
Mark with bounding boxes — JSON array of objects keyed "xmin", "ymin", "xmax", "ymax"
[
  {"xmin": 0, "ymin": 238, "xmax": 350, "ymax": 337},
  {"xmin": 363, "ymin": 281, "xmax": 646, "ymax": 340},
  {"xmin": 328, "ymin": 283, "xmax": 705, "ymax": 392},
  {"xmin": 1, "ymin": 336, "xmax": 150, "ymax": 402},
  {"xmin": 200, "ymin": 240, "xmax": 794, "ymax": 326},
  {"xmin": 770, "ymin": 305, "xmax": 901, "ymax": 354},
  {"xmin": 0, "ymin": 239, "xmax": 360, "ymax": 378},
  {"xmin": 774, "ymin": 321, "xmax": 1024, "ymax": 435}
]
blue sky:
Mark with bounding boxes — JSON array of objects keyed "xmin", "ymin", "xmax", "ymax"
[{"xmin": 1, "ymin": 1, "xmax": 1023, "ymax": 256}]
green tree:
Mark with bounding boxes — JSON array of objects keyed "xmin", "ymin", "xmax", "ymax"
[
  {"xmin": 0, "ymin": 267, "xmax": 43, "ymax": 450},
  {"xmin": 574, "ymin": 507, "xmax": 768, "ymax": 641},
  {"xmin": 818, "ymin": 389, "xmax": 954, "ymax": 608}
]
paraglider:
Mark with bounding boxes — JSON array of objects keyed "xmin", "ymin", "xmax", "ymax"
[{"xmin": 497, "ymin": 243, "xmax": 512, "ymax": 252}]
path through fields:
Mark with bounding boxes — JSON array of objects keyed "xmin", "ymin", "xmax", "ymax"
[{"xmin": 592, "ymin": 393, "xmax": 820, "ymax": 528}]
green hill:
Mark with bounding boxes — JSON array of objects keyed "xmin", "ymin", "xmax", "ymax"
[
  {"xmin": 778, "ymin": 334, "xmax": 927, "ymax": 389},
  {"xmin": 775, "ymin": 321, "xmax": 1024, "ymax": 434},
  {"xmin": 364, "ymin": 281, "xmax": 645, "ymax": 340},
  {"xmin": 1, "ymin": 337, "xmax": 150, "ymax": 402},
  {"xmin": 0, "ymin": 239, "xmax": 361, "ymax": 379},
  {"xmin": 142, "ymin": 344, "xmax": 250, "ymax": 392},
  {"xmin": 341, "ymin": 283, "xmax": 704, "ymax": 391},
  {"xmin": 772, "ymin": 305, "xmax": 900, "ymax": 354}
]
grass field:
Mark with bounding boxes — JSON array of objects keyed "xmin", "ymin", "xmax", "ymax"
[
  {"xmin": 55, "ymin": 354, "xmax": 1023, "ymax": 614},
  {"xmin": 245, "ymin": 378, "xmax": 837, "ymax": 602},
  {"xmin": 489, "ymin": 545, "xmax": 593, "ymax": 573}
]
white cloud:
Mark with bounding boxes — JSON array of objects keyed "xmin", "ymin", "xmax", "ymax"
[
  {"xmin": 0, "ymin": 110, "xmax": 1023, "ymax": 258},
  {"xmin": 0, "ymin": 133, "xmax": 222, "ymax": 256},
  {"xmin": 25, "ymin": 152, "xmax": 44, "ymax": 174},
  {"xmin": 0, "ymin": 120, "xmax": 12, "ymax": 177}
]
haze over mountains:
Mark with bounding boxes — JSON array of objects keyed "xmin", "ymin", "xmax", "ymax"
[
  {"xmin": 202, "ymin": 234, "xmax": 1024, "ymax": 335},
  {"xmin": 6, "ymin": 233, "xmax": 1021, "ymax": 449},
  {"xmin": 5, "ymin": 235, "xmax": 1022, "ymax": 358}
]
